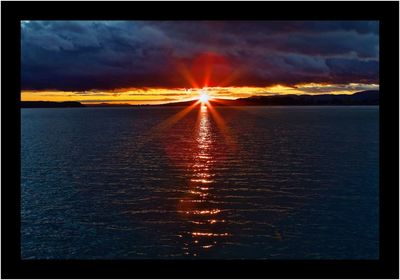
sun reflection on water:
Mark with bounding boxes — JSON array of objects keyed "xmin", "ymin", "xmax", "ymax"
[{"xmin": 178, "ymin": 105, "xmax": 230, "ymax": 257}]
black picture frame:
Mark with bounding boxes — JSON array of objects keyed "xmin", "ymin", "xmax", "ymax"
[{"xmin": 2, "ymin": 1, "xmax": 399, "ymax": 278}]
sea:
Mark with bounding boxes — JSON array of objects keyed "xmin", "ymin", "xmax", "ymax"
[{"xmin": 21, "ymin": 106, "xmax": 379, "ymax": 259}]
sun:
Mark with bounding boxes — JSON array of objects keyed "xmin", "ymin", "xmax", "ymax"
[{"xmin": 199, "ymin": 91, "xmax": 209, "ymax": 104}]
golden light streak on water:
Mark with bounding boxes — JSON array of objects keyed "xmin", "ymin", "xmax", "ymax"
[{"xmin": 177, "ymin": 104, "xmax": 231, "ymax": 257}]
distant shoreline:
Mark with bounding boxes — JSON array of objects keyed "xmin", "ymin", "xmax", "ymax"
[{"xmin": 21, "ymin": 90, "xmax": 379, "ymax": 108}]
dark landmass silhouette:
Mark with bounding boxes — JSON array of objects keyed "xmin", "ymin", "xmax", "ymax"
[
  {"xmin": 21, "ymin": 90, "xmax": 378, "ymax": 108},
  {"xmin": 84, "ymin": 103, "xmax": 133, "ymax": 107},
  {"xmin": 21, "ymin": 101, "xmax": 85, "ymax": 108}
]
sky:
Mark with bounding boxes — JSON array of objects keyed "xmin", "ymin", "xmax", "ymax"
[{"xmin": 21, "ymin": 21, "xmax": 379, "ymax": 104}]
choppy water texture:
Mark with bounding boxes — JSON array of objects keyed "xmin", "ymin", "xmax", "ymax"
[{"xmin": 21, "ymin": 106, "xmax": 379, "ymax": 259}]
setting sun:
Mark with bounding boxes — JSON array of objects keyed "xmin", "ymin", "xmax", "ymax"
[{"xmin": 199, "ymin": 91, "xmax": 210, "ymax": 103}]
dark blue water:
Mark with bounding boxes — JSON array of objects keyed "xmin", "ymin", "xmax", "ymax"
[{"xmin": 21, "ymin": 106, "xmax": 379, "ymax": 259}]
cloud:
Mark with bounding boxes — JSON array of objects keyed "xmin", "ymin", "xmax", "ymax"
[{"xmin": 21, "ymin": 21, "xmax": 379, "ymax": 91}]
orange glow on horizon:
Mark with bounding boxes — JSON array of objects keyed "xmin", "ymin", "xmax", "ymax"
[{"xmin": 21, "ymin": 83, "xmax": 379, "ymax": 105}]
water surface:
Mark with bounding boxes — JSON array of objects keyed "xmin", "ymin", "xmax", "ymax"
[{"xmin": 21, "ymin": 106, "xmax": 379, "ymax": 259}]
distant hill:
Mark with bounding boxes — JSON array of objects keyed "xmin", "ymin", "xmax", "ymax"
[
  {"xmin": 21, "ymin": 101, "xmax": 85, "ymax": 108},
  {"xmin": 230, "ymin": 90, "xmax": 379, "ymax": 106},
  {"xmin": 84, "ymin": 103, "xmax": 133, "ymax": 107}
]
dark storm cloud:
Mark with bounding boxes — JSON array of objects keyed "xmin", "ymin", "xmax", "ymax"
[{"xmin": 21, "ymin": 21, "xmax": 379, "ymax": 91}]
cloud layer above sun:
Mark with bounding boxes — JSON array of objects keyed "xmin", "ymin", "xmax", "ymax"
[{"xmin": 21, "ymin": 21, "xmax": 379, "ymax": 103}]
